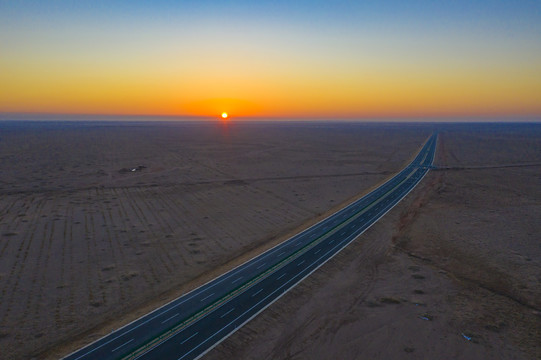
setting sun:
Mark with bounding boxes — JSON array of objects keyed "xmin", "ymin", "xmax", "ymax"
[{"xmin": 221, "ymin": 112, "xmax": 228, "ymax": 119}]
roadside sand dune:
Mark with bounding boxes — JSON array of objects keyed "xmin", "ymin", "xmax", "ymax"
[{"xmin": 0, "ymin": 121, "xmax": 429, "ymax": 359}]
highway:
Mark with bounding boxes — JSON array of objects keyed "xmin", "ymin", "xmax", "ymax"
[{"xmin": 64, "ymin": 133, "xmax": 437, "ymax": 360}]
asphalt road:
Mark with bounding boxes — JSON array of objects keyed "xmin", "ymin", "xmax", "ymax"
[{"xmin": 64, "ymin": 133, "xmax": 437, "ymax": 360}]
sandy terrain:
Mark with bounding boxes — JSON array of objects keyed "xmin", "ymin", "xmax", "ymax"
[
  {"xmin": 205, "ymin": 123, "xmax": 541, "ymax": 360},
  {"xmin": 0, "ymin": 121, "xmax": 431, "ymax": 359}
]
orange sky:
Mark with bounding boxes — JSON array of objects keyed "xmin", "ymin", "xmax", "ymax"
[{"xmin": 1, "ymin": 2, "xmax": 540, "ymax": 120}]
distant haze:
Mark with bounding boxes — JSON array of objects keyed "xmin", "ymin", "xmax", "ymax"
[{"xmin": 1, "ymin": 1, "xmax": 540, "ymax": 120}]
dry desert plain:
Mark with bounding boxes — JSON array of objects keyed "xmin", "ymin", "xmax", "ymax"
[
  {"xmin": 0, "ymin": 121, "xmax": 430, "ymax": 359},
  {"xmin": 205, "ymin": 123, "xmax": 541, "ymax": 360},
  {"xmin": 0, "ymin": 121, "xmax": 539, "ymax": 359}
]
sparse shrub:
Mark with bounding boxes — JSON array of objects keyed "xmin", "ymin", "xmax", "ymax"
[{"xmin": 380, "ymin": 297, "xmax": 401, "ymax": 304}]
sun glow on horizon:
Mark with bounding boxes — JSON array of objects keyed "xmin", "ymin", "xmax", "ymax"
[{"xmin": 0, "ymin": 2, "xmax": 540, "ymax": 119}]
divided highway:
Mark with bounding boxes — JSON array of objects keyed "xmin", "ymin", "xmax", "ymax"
[{"xmin": 64, "ymin": 133, "xmax": 437, "ymax": 360}]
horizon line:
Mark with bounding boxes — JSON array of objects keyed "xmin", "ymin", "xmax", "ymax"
[{"xmin": 1, "ymin": 112, "xmax": 540, "ymax": 123}]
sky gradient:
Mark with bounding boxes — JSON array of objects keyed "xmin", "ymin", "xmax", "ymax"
[{"xmin": 1, "ymin": 1, "xmax": 540, "ymax": 120}]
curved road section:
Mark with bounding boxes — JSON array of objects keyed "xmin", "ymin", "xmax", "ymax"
[{"xmin": 64, "ymin": 134, "xmax": 437, "ymax": 360}]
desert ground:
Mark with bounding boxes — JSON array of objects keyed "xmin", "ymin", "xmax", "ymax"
[
  {"xmin": 204, "ymin": 123, "xmax": 541, "ymax": 360},
  {"xmin": 0, "ymin": 120, "xmax": 433, "ymax": 359}
]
